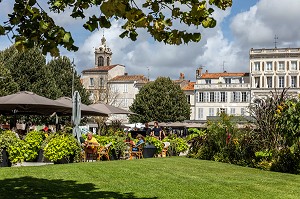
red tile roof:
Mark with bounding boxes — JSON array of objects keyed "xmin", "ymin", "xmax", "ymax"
[
  {"xmin": 82, "ymin": 65, "xmax": 124, "ymax": 73},
  {"xmin": 109, "ymin": 75, "xmax": 149, "ymax": 82},
  {"xmin": 201, "ymin": 72, "xmax": 249, "ymax": 79},
  {"xmin": 182, "ymin": 82, "xmax": 195, "ymax": 91}
]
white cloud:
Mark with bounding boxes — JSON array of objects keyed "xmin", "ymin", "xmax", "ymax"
[
  {"xmin": 74, "ymin": 5, "xmax": 233, "ymax": 81},
  {"xmin": 231, "ymin": 0, "xmax": 300, "ymax": 49}
]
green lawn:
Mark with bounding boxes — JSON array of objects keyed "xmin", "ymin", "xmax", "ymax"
[{"xmin": 0, "ymin": 157, "xmax": 300, "ymax": 199}]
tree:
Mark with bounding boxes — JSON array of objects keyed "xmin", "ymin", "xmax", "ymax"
[
  {"xmin": 0, "ymin": 46, "xmax": 90, "ymax": 103},
  {"xmin": 0, "ymin": 0, "xmax": 232, "ymax": 56},
  {"xmin": 129, "ymin": 77, "xmax": 190, "ymax": 123},
  {"xmin": 47, "ymin": 56, "xmax": 91, "ymax": 104},
  {"xmin": 0, "ymin": 46, "xmax": 63, "ymax": 99},
  {"xmin": 0, "ymin": 62, "xmax": 19, "ymax": 97}
]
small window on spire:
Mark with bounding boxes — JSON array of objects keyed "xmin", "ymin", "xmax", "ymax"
[{"xmin": 107, "ymin": 57, "xmax": 110, "ymax": 66}]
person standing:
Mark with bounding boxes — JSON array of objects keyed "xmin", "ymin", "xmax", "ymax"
[
  {"xmin": 151, "ymin": 121, "xmax": 162, "ymax": 140},
  {"xmin": 144, "ymin": 122, "xmax": 152, "ymax": 136}
]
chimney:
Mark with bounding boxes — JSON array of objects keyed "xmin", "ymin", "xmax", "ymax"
[
  {"xmin": 205, "ymin": 70, "xmax": 208, "ymax": 73},
  {"xmin": 124, "ymin": 72, "xmax": 128, "ymax": 76},
  {"xmin": 180, "ymin": 73, "xmax": 185, "ymax": 80},
  {"xmin": 196, "ymin": 66, "xmax": 203, "ymax": 78}
]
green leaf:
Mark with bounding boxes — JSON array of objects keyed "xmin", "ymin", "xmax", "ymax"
[
  {"xmin": 0, "ymin": 25, "xmax": 5, "ymax": 35},
  {"xmin": 63, "ymin": 33, "xmax": 71, "ymax": 43}
]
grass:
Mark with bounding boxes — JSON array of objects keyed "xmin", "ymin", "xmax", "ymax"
[{"xmin": 1, "ymin": 157, "xmax": 300, "ymax": 198}]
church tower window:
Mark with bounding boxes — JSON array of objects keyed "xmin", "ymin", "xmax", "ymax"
[
  {"xmin": 98, "ymin": 56, "xmax": 104, "ymax": 66},
  {"xmin": 107, "ymin": 57, "xmax": 110, "ymax": 66}
]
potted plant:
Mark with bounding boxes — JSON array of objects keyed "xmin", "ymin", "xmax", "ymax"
[
  {"xmin": 110, "ymin": 136, "xmax": 127, "ymax": 160},
  {"xmin": 24, "ymin": 131, "xmax": 45, "ymax": 162},
  {"xmin": 144, "ymin": 136, "xmax": 163, "ymax": 158},
  {"xmin": 43, "ymin": 133, "xmax": 81, "ymax": 164},
  {"xmin": 163, "ymin": 137, "xmax": 189, "ymax": 156},
  {"xmin": 0, "ymin": 131, "xmax": 19, "ymax": 167}
]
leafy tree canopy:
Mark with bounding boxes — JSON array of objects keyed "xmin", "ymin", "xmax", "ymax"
[
  {"xmin": 0, "ymin": 0, "xmax": 232, "ymax": 56},
  {"xmin": 0, "ymin": 46, "xmax": 90, "ymax": 103},
  {"xmin": 129, "ymin": 76, "xmax": 190, "ymax": 123},
  {"xmin": 0, "ymin": 62, "xmax": 19, "ymax": 96}
]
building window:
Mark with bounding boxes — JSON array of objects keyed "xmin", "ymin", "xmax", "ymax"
[
  {"xmin": 232, "ymin": 92, "xmax": 240, "ymax": 102},
  {"xmin": 278, "ymin": 61, "xmax": 285, "ymax": 71},
  {"xmin": 107, "ymin": 57, "xmax": 110, "ymax": 66},
  {"xmin": 220, "ymin": 92, "xmax": 226, "ymax": 102},
  {"xmin": 219, "ymin": 108, "xmax": 226, "ymax": 114},
  {"xmin": 209, "ymin": 92, "xmax": 215, "ymax": 102},
  {"xmin": 241, "ymin": 92, "xmax": 247, "ymax": 102},
  {"xmin": 254, "ymin": 77, "xmax": 260, "ymax": 88},
  {"xmin": 124, "ymin": 84, "xmax": 128, "ymax": 92},
  {"xmin": 267, "ymin": 77, "xmax": 272, "ymax": 88},
  {"xmin": 241, "ymin": 108, "xmax": 245, "ymax": 116},
  {"xmin": 214, "ymin": 92, "xmax": 219, "ymax": 102},
  {"xmin": 205, "ymin": 79, "xmax": 211, "ymax": 84},
  {"xmin": 89, "ymin": 78, "xmax": 94, "ymax": 86},
  {"xmin": 209, "ymin": 108, "xmax": 214, "ymax": 116},
  {"xmin": 198, "ymin": 108, "xmax": 203, "ymax": 119},
  {"xmin": 266, "ymin": 62, "xmax": 272, "ymax": 71},
  {"xmin": 230, "ymin": 108, "xmax": 235, "ymax": 115},
  {"xmin": 279, "ymin": 76, "xmax": 285, "ymax": 88},
  {"xmin": 203, "ymin": 92, "xmax": 209, "ymax": 102},
  {"xmin": 123, "ymin": 99, "xmax": 128, "ymax": 107},
  {"xmin": 254, "ymin": 62, "xmax": 260, "ymax": 71},
  {"xmin": 187, "ymin": 95, "xmax": 191, "ymax": 104},
  {"xmin": 98, "ymin": 56, "xmax": 104, "ymax": 66},
  {"xmin": 198, "ymin": 92, "xmax": 204, "ymax": 102},
  {"xmin": 291, "ymin": 76, "xmax": 297, "ymax": 88},
  {"xmin": 111, "ymin": 85, "xmax": 118, "ymax": 92},
  {"xmin": 99, "ymin": 78, "xmax": 104, "ymax": 87},
  {"xmin": 225, "ymin": 78, "xmax": 231, "ymax": 84},
  {"xmin": 291, "ymin": 61, "xmax": 297, "ymax": 70}
]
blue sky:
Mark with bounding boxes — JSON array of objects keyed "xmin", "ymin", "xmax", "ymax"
[{"xmin": 1, "ymin": 0, "xmax": 300, "ymax": 81}]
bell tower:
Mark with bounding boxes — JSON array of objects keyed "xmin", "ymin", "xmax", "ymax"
[{"xmin": 94, "ymin": 36, "xmax": 112, "ymax": 67}]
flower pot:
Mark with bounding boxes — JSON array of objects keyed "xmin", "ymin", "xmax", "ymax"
[
  {"xmin": 0, "ymin": 148, "xmax": 12, "ymax": 167},
  {"xmin": 54, "ymin": 154, "xmax": 75, "ymax": 164},
  {"xmin": 143, "ymin": 144, "xmax": 156, "ymax": 158},
  {"xmin": 37, "ymin": 149, "xmax": 51, "ymax": 163}
]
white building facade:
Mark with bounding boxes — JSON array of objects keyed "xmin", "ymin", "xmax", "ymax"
[
  {"xmin": 193, "ymin": 68, "xmax": 251, "ymax": 121},
  {"xmin": 250, "ymin": 48, "xmax": 300, "ymax": 99},
  {"xmin": 81, "ymin": 36, "xmax": 148, "ymax": 123}
]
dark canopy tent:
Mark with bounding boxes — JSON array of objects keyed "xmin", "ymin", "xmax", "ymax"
[
  {"xmin": 0, "ymin": 91, "xmax": 70, "ymax": 116},
  {"xmin": 55, "ymin": 97, "xmax": 108, "ymax": 117}
]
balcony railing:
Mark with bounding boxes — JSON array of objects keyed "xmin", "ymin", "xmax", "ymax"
[{"xmin": 195, "ymin": 83, "xmax": 250, "ymax": 89}]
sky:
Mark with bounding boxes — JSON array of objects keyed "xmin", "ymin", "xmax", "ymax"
[{"xmin": 1, "ymin": 0, "xmax": 300, "ymax": 81}]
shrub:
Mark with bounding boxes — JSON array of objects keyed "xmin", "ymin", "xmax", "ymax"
[
  {"xmin": 7, "ymin": 139, "xmax": 27, "ymax": 163},
  {"xmin": 270, "ymin": 146, "xmax": 300, "ymax": 174},
  {"xmin": 0, "ymin": 131, "xmax": 20, "ymax": 164},
  {"xmin": 24, "ymin": 131, "xmax": 45, "ymax": 161},
  {"xmin": 43, "ymin": 133, "xmax": 81, "ymax": 163}
]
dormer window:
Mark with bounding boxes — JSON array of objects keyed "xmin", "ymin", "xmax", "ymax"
[
  {"xmin": 98, "ymin": 56, "xmax": 104, "ymax": 66},
  {"xmin": 225, "ymin": 78, "xmax": 231, "ymax": 84},
  {"xmin": 205, "ymin": 79, "xmax": 211, "ymax": 84}
]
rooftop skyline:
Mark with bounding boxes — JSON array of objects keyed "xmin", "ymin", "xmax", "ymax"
[{"xmin": 1, "ymin": 0, "xmax": 300, "ymax": 81}]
